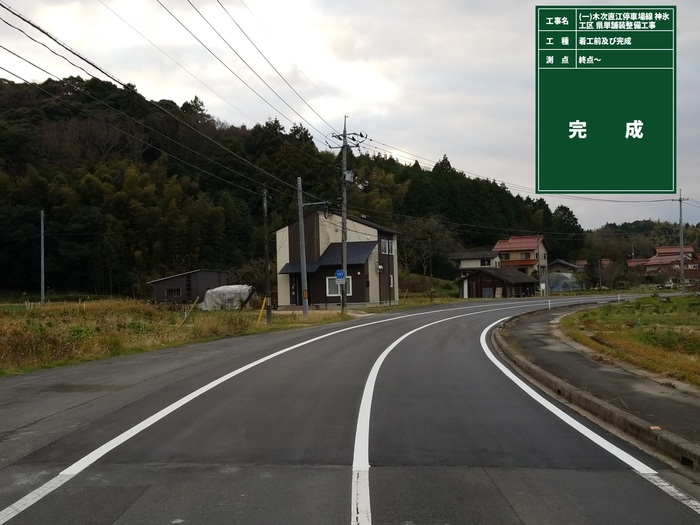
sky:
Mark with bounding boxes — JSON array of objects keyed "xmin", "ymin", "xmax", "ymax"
[{"xmin": 1, "ymin": 0, "xmax": 699, "ymax": 231}]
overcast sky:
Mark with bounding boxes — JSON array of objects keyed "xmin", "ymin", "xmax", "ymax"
[{"xmin": 2, "ymin": 0, "xmax": 698, "ymax": 230}]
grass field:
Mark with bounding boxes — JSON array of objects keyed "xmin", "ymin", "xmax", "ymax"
[
  {"xmin": 0, "ymin": 300, "xmax": 349, "ymax": 375},
  {"xmin": 561, "ymin": 295, "xmax": 700, "ymax": 386}
]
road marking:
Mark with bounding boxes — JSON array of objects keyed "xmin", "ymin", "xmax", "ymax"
[
  {"xmin": 0, "ymin": 301, "xmax": 549, "ymax": 524},
  {"xmin": 480, "ymin": 317, "xmax": 700, "ymax": 516},
  {"xmin": 351, "ymin": 305, "xmax": 545, "ymax": 525},
  {"xmin": 0, "ymin": 297, "xmax": 618, "ymax": 524}
]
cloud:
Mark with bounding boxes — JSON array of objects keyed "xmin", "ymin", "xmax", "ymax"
[{"xmin": 2, "ymin": 0, "xmax": 698, "ymax": 229}]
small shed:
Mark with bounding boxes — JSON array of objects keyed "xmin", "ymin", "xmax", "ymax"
[
  {"xmin": 148, "ymin": 269, "xmax": 228, "ymax": 304},
  {"xmin": 459, "ymin": 267, "xmax": 538, "ymax": 299}
]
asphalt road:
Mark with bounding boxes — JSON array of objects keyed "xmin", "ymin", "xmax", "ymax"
[{"xmin": 1, "ymin": 297, "xmax": 700, "ymax": 524}]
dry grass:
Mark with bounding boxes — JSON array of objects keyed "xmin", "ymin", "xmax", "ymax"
[
  {"xmin": 561, "ymin": 296, "xmax": 700, "ymax": 386},
  {"xmin": 0, "ymin": 300, "xmax": 348, "ymax": 375}
]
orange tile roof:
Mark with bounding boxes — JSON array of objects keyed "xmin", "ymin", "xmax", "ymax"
[
  {"xmin": 655, "ymin": 245, "xmax": 694, "ymax": 256},
  {"xmin": 493, "ymin": 235, "xmax": 541, "ymax": 252}
]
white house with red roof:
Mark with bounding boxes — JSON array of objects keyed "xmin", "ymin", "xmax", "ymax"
[{"xmin": 492, "ymin": 235, "xmax": 548, "ymax": 283}]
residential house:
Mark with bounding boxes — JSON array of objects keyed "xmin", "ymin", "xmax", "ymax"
[
  {"xmin": 451, "ymin": 250, "xmax": 500, "ymax": 278},
  {"xmin": 548, "ymin": 259, "xmax": 580, "ymax": 274},
  {"xmin": 492, "ymin": 236, "xmax": 548, "ymax": 291},
  {"xmin": 275, "ymin": 211, "xmax": 399, "ymax": 307},
  {"xmin": 148, "ymin": 269, "xmax": 228, "ymax": 304},
  {"xmin": 451, "ymin": 250, "xmax": 500, "ymax": 298},
  {"xmin": 644, "ymin": 245, "xmax": 699, "ymax": 283}
]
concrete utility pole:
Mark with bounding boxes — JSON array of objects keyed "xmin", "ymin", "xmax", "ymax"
[
  {"xmin": 329, "ymin": 116, "xmax": 366, "ymax": 315},
  {"xmin": 340, "ymin": 118, "xmax": 349, "ymax": 314},
  {"xmin": 297, "ymin": 177, "xmax": 309, "ymax": 317},
  {"xmin": 263, "ymin": 188, "xmax": 272, "ymax": 324},
  {"xmin": 679, "ymin": 189, "xmax": 687, "ymax": 295},
  {"xmin": 40, "ymin": 210, "xmax": 45, "ymax": 305}
]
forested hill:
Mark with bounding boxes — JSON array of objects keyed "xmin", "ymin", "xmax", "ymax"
[{"xmin": 0, "ymin": 76, "xmax": 583, "ymax": 295}]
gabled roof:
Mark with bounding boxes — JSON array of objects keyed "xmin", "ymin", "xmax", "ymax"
[
  {"xmin": 279, "ymin": 241, "xmax": 377, "ymax": 274},
  {"xmin": 547, "ymin": 259, "xmax": 579, "ymax": 270},
  {"xmin": 461, "ymin": 267, "xmax": 539, "ymax": 284},
  {"xmin": 654, "ymin": 245, "xmax": 694, "ymax": 256},
  {"xmin": 274, "ymin": 211, "xmax": 398, "ymax": 236},
  {"xmin": 493, "ymin": 235, "xmax": 544, "ymax": 252}
]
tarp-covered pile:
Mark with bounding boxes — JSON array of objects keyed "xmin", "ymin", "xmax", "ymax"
[{"xmin": 199, "ymin": 285, "xmax": 254, "ymax": 311}]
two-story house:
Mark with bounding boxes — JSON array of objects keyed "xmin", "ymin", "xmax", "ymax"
[
  {"xmin": 492, "ymin": 235, "xmax": 548, "ymax": 281},
  {"xmin": 275, "ymin": 211, "xmax": 399, "ymax": 307},
  {"xmin": 644, "ymin": 245, "xmax": 698, "ymax": 283},
  {"xmin": 451, "ymin": 250, "xmax": 501, "ymax": 278}
]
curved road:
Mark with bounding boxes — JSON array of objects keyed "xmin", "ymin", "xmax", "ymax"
[{"xmin": 1, "ymin": 297, "xmax": 699, "ymax": 524}]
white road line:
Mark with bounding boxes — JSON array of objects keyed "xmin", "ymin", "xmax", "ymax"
[
  {"xmin": 0, "ymin": 301, "xmax": 546, "ymax": 524},
  {"xmin": 0, "ymin": 297, "xmax": 611, "ymax": 524},
  {"xmin": 480, "ymin": 317, "xmax": 700, "ymax": 515},
  {"xmin": 351, "ymin": 305, "xmax": 539, "ymax": 525}
]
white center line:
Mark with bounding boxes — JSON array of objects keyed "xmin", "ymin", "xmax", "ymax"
[
  {"xmin": 351, "ymin": 305, "xmax": 538, "ymax": 525},
  {"xmin": 0, "ymin": 301, "xmax": 540, "ymax": 524}
]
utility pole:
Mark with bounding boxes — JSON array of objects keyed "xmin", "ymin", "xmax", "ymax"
[
  {"xmin": 263, "ymin": 188, "xmax": 272, "ymax": 324},
  {"xmin": 328, "ymin": 116, "xmax": 366, "ymax": 315},
  {"xmin": 40, "ymin": 210, "xmax": 45, "ymax": 306},
  {"xmin": 297, "ymin": 177, "xmax": 309, "ymax": 317},
  {"xmin": 679, "ymin": 189, "xmax": 688, "ymax": 295},
  {"xmin": 341, "ymin": 118, "xmax": 348, "ymax": 314}
]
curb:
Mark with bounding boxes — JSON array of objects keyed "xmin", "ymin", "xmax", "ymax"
[{"xmin": 492, "ymin": 321, "xmax": 700, "ymax": 475}]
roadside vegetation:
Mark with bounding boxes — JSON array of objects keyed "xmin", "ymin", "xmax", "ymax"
[
  {"xmin": 561, "ymin": 295, "xmax": 700, "ymax": 387},
  {"xmin": 0, "ymin": 299, "xmax": 348, "ymax": 375}
]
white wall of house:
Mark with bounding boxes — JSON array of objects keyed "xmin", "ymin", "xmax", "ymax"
[
  {"xmin": 275, "ymin": 226, "xmax": 291, "ymax": 306},
  {"xmin": 458, "ymin": 257, "xmax": 500, "ymax": 270},
  {"xmin": 368, "ymin": 245, "xmax": 380, "ymax": 304},
  {"xmin": 319, "ymin": 214, "xmax": 378, "ymax": 251}
]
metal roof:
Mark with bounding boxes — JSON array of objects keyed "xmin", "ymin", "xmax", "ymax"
[{"xmin": 279, "ymin": 241, "xmax": 377, "ymax": 274}]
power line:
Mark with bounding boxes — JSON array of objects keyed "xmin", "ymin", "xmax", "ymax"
[
  {"xmin": 185, "ymin": 0, "xmax": 331, "ymax": 143},
  {"xmin": 0, "ymin": 64, "xmax": 266, "ymax": 199},
  {"xmin": 97, "ymin": 0, "xmax": 339, "ymax": 172},
  {"xmin": 155, "ymin": 0, "xmax": 292, "ymax": 126},
  {"xmin": 0, "ymin": 1, "xmax": 328, "ymax": 203},
  {"xmin": 216, "ymin": 0, "xmax": 339, "ymax": 137}
]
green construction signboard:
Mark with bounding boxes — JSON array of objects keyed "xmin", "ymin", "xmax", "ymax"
[{"xmin": 536, "ymin": 6, "xmax": 676, "ymax": 193}]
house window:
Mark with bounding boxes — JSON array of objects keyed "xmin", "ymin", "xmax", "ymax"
[
  {"xmin": 165, "ymin": 288, "xmax": 181, "ymax": 298},
  {"xmin": 520, "ymin": 252, "xmax": 530, "ymax": 259},
  {"xmin": 501, "ymin": 253, "xmax": 510, "ymax": 260},
  {"xmin": 326, "ymin": 276, "xmax": 353, "ymax": 297},
  {"xmin": 381, "ymin": 239, "xmax": 394, "ymax": 255},
  {"xmin": 480, "ymin": 258, "xmax": 491, "ymax": 267}
]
